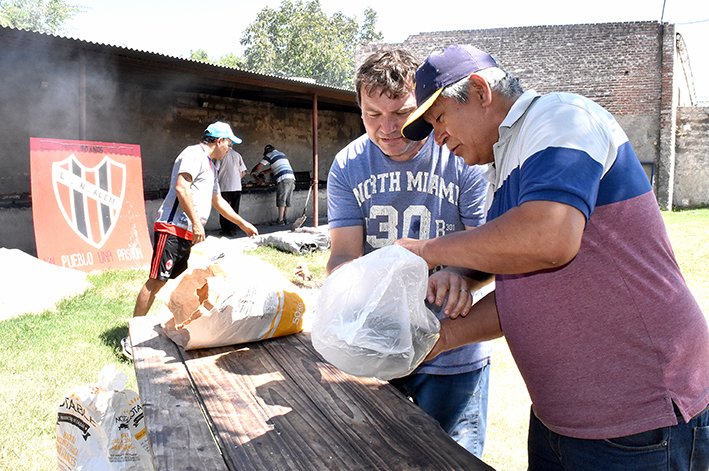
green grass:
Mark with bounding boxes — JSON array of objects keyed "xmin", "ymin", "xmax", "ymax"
[
  {"xmin": 1, "ymin": 209, "xmax": 708, "ymax": 471},
  {"xmin": 661, "ymin": 208, "xmax": 709, "ymax": 315},
  {"xmin": 245, "ymin": 245, "xmax": 329, "ymax": 289},
  {"xmin": 0, "ymin": 269, "xmax": 144, "ymax": 470},
  {"xmin": 0, "ymin": 247, "xmax": 328, "ymax": 470}
]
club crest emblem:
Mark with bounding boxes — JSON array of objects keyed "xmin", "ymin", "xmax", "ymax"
[{"xmin": 52, "ymin": 154, "xmax": 126, "ymax": 248}]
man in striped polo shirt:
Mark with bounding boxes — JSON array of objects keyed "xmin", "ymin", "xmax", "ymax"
[
  {"xmin": 251, "ymin": 145, "xmax": 296, "ymax": 226},
  {"xmin": 397, "ymin": 44, "xmax": 709, "ymax": 470}
]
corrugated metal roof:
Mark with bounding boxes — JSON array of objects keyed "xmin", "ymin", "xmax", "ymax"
[{"xmin": 0, "ymin": 25, "xmax": 359, "ymax": 112}]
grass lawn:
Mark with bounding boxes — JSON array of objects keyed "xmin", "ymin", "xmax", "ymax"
[
  {"xmin": 662, "ymin": 208, "xmax": 709, "ymax": 315},
  {"xmin": 1, "ymin": 208, "xmax": 707, "ymax": 471}
]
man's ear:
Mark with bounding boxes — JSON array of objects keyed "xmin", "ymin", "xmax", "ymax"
[{"xmin": 469, "ymin": 73, "xmax": 493, "ymax": 108}]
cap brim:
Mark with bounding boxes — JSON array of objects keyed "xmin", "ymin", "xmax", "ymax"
[
  {"xmin": 402, "ymin": 88, "xmax": 443, "ymax": 141},
  {"xmin": 231, "ymin": 136, "xmax": 242, "ymax": 145}
]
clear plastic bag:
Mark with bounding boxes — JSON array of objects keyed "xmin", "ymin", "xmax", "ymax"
[{"xmin": 312, "ymin": 245, "xmax": 440, "ymax": 381}]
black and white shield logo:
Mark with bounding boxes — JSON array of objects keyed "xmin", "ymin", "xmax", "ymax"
[{"xmin": 52, "ymin": 154, "xmax": 126, "ymax": 248}]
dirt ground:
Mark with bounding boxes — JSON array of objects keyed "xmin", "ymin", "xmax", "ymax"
[{"xmin": 0, "ymin": 247, "xmax": 92, "ymax": 322}]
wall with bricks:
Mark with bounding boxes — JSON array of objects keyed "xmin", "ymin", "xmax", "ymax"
[
  {"xmin": 357, "ymin": 21, "xmax": 698, "ymax": 209},
  {"xmin": 361, "ymin": 22, "xmax": 665, "ymax": 118},
  {"xmin": 675, "ymin": 107, "xmax": 709, "ymax": 208},
  {"xmin": 0, "ymin": 31, "xmax": 364, "ymax": 255},
  {"xmin": 0, "ymin": 42, "xmax": 363, "ymax": 197}
]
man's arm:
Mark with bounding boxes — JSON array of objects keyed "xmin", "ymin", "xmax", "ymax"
[
  {"xmin": 237, "ymin": 153, "xmax": 247, "ymax": 176},
  {"xmin": 212, "ymin": 194, "xmax": 258, "ymax": 238},
  {"xmin": 396, "ymin": 200, "xmax": 586, "ymax": 275},
  {"xmin": 326, "ymin": 226, "xmax": 364, "ymax": 275},
  {"xmin": 425, "ymin": 224, "xmax": 492, "ymax": 319},
  {"xmin": 175, "ymin": 173, "xmax": 205, "ymax": 244},
  {"xmin": 425, "ymin": 290, "xmax": 503, "ymax": 361},
  {"xmin": 250, "ymin": 162, "xmax": 269, "ymax": 176}
]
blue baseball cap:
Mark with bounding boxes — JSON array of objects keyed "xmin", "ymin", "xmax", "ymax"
[
  {"xmin": 402, "ymin": 45, "xmax": 499, "ymax": 141},
  {"xmin": 205, "ymin": 121, "xmax": 242, "ymax": 145}
]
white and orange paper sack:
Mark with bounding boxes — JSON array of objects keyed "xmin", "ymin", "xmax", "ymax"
[
  {"xmin": 56, "ymin": 364, "xmax": 153, "ymax": 471},
  {"xmin": 161, "ymin": 253, "xmax": 305, "ymax": 350}
]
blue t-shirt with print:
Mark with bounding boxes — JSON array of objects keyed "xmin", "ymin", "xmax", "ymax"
[{"xmin": 327, "ymin": 132, "xmax": 491, "ymax": 375}]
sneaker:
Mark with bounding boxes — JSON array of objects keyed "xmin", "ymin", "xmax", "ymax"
[
  {"xmin": 277, "ymin": 219, "xmax": 287, "ymax": 226},
  {"xmin": 269, "ymin": 219, "xmax": 286, "ymax": 226},
  {"xmin": 121, "ymin": 336, "xmax": 133, "ymax": 360}
]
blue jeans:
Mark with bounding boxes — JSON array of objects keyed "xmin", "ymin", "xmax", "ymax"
[
  {"xmin": 449, "ymin": 363, "xmax": 490, "ymax": 458},
  {"xmin": 390, "ymin": 363, "xmax": 490, "ymax": 458},
  {"xmin": 528, "ymin": 404, "xmax": 709, "ymax": 470}
]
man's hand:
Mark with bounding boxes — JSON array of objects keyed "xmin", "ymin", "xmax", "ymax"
[
  {"xmin": 394, "ymin": 238, "xmax": 433, "ymax": 268},
  {"xmin": 241, "ymin": 221, "xmax": 258, "ymax": 239},
  {"xmin": 423, "ymin": 292, "xmax": 503, "ymax": 362},
  {"xmin": 192, "ymin": 221, "xmax": 206, "ymax": 244},
  {"xmin": 213, "ymin": 194, "xmax": 259, "ymax": 239},
  {"xmin": 428, "ymin": 270, "xmax": 473, "ymax": 319}
]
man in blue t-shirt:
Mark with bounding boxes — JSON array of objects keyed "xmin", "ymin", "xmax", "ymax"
[{"xmin": 326, "ymin": 49, "xmax": 493, "ymax": 457}]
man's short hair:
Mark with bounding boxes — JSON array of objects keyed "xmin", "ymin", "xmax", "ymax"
[
  {"xmin": 355, "ymin": 48, "xmax": 419, "ymax": 107},
  {"xmin": 442, "ymin": 67, "xmax": 524, "ymax": 104}
]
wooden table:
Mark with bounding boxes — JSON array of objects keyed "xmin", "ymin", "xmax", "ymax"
[{"xmin": 130, "ymin": 315, "xmax": 495, "ymax": 471}]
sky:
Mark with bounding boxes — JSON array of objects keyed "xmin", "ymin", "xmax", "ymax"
[{"xmin": 64, "ymin": 0, "xmax": 709, "ymax": 99}]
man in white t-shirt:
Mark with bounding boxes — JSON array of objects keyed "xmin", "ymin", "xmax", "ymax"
[{"xmin": 214, "ymin": 147, "xmax": 247, "ymax": 236}]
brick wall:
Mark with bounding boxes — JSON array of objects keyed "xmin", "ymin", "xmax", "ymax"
[
  {"xmin": 675, "ymin": 107, "xmax": 709, "ymax": 208},
  {"xmin": 357, "ymin": 21, "xmax": 685, "ymax": 208},
  {"xmin": 359, "ymin": 22, "xmax": 665, "ymax": 117}
]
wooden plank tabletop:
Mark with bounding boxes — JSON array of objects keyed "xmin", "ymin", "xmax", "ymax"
[
  {"xmin": 129, "ymin": 315, "xmax": 229, "ymax": 470},
  {"xmin": 130, "ymin": 315, "xmax": 495, "ymax": 471}
]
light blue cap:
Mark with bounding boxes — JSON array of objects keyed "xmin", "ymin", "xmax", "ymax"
[{"xmin": 204, "ymin": 121, "xmax": 242, "ymax": 145}]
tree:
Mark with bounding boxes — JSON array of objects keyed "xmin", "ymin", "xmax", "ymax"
[
  {"xmin": 189, "ymin": 49, "xmax": 210, "ymax": 62},
  {"xmin": 240, "ymin": 0, "xmax": 382, "ymax": 89},
  {"xmin": 189, "ymin": 49, "xmax": 244, "ymax": 69},
  {"xmin": 216, "ymin": 53, "xmax": 244, "ymax": 69},
  {"xmin": 359, "ymin": 7, "xmax": 383, "ymax": 44},
  {"xmin": 0, "ymin": 0, "xmax": 81, "ymax": 35}
]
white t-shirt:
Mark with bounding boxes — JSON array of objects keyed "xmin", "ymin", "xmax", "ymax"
[{"xmin": 215, "ymin": 148, "xmax": 247, "ymax": 192}]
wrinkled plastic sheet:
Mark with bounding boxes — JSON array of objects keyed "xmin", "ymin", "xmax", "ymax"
[{"xmin": 258, "ymin": 228, "xmax": 330, "ymax": 254}]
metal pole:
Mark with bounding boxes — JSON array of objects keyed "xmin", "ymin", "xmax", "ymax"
[
  {"xmin": 79, "ymin": 51, "xmax": 87, "ymax": 140},
  {"xmin": 312, "ymin": 94, "xmax": 319, "ymax": 227}
]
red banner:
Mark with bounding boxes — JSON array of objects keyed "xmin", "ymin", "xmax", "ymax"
[{"xmin": 30, "ymin": 138, "xmax": 152, "ymax": 272}]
